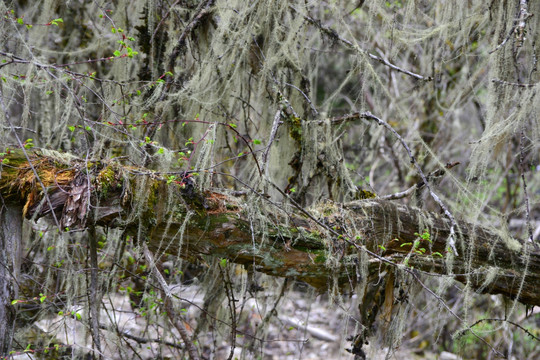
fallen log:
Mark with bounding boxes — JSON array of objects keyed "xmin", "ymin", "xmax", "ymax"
[{"xmin": 1, "ymin": 149, "xmax": 539, "ymax": 306}]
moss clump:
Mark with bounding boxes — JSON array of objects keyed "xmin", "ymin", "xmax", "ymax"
[
  {"xmin": 96, "ymin": 165, "xmax": 118, "ymax": 198},
  {"xmin": 313, "ymin": 253, "xmax": 326, "ymax": 263},
  {"xmin": 288, "ymin": 115, "xmax": 303, "ymax": 142},
  {"xmin": 356, "ymin": 189, "xmax": 377, "ymax": 199}
]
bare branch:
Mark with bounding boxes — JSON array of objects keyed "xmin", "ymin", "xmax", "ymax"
[
  {"xmin": 142, "ymin": 243, "xmax": 200, "ymax": 360},
  {"xmin": 290, "ymin": 6, "xmax": 432, "ymax": 82}
]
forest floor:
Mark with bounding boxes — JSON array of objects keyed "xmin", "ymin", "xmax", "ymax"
[{"xmin": 29, "ymin": 279, "xmax": 466, "ymax": 360}]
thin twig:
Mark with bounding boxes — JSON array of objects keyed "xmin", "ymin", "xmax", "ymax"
[
  {"xmin": 284, "ymin": 82, "xmax": 319, "ymax": 116},
  {"xmin": 381, "ymin": 162, "xmax": 460, "ymax": 200},
  {"xmin": 219, "ymin": 265, "xmax": 237, "ymax": 360},
  {"xmin": 142, "ymin": 243, "xmax": 200, "ymax": 360},
  {"xmin": 409, "ymin": 271, "xmax": 505, "ymax": 358},
  {"xmin": 467, "ymin": 318, "xmax": 540, "ymax": 341},
  {"xmin": 167, "ymin": 0, "xmax": 215, "ymax": 72},
  {"xmin": 88, "ymin": 225, "xmax": 103, "ymax": 357},
  {"xmin": 262, "ymin": 110, "xmax": 283, "ymax": 176},
  {"xmin": 516, "ymin": 0, "xmax": 532, "ymax": 49},
  {"xmin": 99, "ymin": 324, "xmax": 185, "ymax": 349},
  {"xmin": 489, "ymin": 0, "xmax": 533, "ymax": 54},
  {"xmin": 360, "ymin": 111, "xmax": 459, "ymax": 255},
  {"xmin": 151, "ymin": 0, "xmax": 182, "ymax": 43},
  {"xmin": 491, "ymin": 78, "xmax": 537, "ymax": 87},
  {"xmin": 519, "ymin": 129, "xmax": 536, "ymax": 246},
  {"xmin": 290, "ymin": 6, "xmax": 432, "ymax": 81}
]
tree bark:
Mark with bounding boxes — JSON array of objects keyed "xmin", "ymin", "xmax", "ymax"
[
  {"xmin": 1, "ymin": 149, "xmax": 539, "ymax": 306},
  {"xmin": 0, "ymin": 203, "xmax": 22, "ymax": 356}
]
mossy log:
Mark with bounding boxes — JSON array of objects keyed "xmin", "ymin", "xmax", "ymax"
[{"xmin": 1, "ymin": 149, "xmax": 539, "ymax": 306}]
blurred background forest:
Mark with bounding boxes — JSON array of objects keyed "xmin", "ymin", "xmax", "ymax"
[{"xmin": 0, "ymin": 0, "xmax": 539, "ymax": 359}]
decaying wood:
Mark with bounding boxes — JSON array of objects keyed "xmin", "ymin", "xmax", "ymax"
[{"xmin": 1, "ymin": 149, "xmax": 539, "ymax": 306}]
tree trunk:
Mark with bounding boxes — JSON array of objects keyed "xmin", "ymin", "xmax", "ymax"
[{"xmin": 0, "ymin": 203, "xmax": 22, "ymax": 355}]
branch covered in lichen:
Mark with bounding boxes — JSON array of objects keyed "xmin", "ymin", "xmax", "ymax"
[{"xmin": 1, "ymin": 149, "xmax": 539, "ymax": 305}]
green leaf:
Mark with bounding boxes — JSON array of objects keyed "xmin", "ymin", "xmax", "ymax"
[
  {"xmin": 11, "ymin": 299, "xmax": 20, "ymax": 305},
  {"xmin": 113, "ymin": 50, "xmax": 121, "ymax": 57},
  {"xmin": 40, "ymin": 294, "xmax": 46, "ymax": 303},
  {"xmin": 157, "ymin": 148, "xmax": 164, "ymax": 154},
  {"xmin": 252, "ymin": 139, "xmax": 261, "ymax": 145},
  {"xmin": 68, "ymin": 125, "xmax": 75, "ymax": 132},
  {"xmin": 76, "ymin": 313, "xmax": 82, "ymax": 320},
  {"xmin": 220, "ymin": 258, "xmax": 227, "ymax": 268},
  {"xmin": 17, "ymin": 18, "xmax": 24, "ymax": 25}
]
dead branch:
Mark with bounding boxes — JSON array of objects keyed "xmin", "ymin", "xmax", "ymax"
[{"xmin": 1, "ymin": 149, "xmax": 540, "ymax": 306}]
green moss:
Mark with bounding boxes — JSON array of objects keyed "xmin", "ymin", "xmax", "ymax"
[
  {"xmin": 288, "ymin": 115, "xmax": 303, "ymax": 142},
  {"xmin": 356, "ymin": 189, "xmax": 377, "ymax": 199},
  {"xmin": 146, "ymin": 180, "xmax": 159, "ymax": 208},
  {"xmin": 225, "ymin": 203, "xmax": 239, "ymax": 210},
  {"xmin": 96, "ymin": 165, "xmax": 117, "ymax": 198},
  {"xmin": 314, "ymin": 253, "xmax": 326, "ymax": 263}
]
